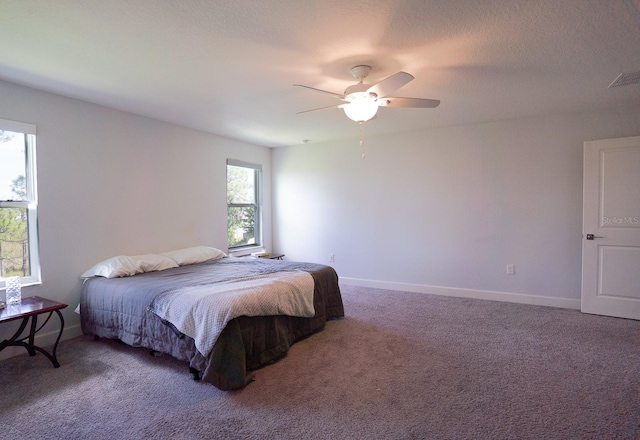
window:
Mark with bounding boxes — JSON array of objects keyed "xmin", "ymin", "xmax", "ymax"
[
  {"xmin": 227, "ymin": 160, "xmax": 262, "ymax": 249},
  {"xmin": 0, "ymin": 119, "xmax": 40, "ymax": 288}
]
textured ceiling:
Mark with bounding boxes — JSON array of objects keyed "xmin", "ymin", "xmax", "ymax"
[{"xmin": 1, "ymin": 0, "xmax": 639, "ymax": 147}]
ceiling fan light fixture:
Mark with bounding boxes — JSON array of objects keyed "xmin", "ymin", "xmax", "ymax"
[
  {"xmin": 343, "ymin": 94, "xmax": 379, "ymax": 122},
  {"xmin": 295, "ymin": 66, "xmax": 439, "ymax": 125}
]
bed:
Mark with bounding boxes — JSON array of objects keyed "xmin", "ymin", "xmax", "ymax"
[{"xmin": 80, "ymin": 252, "xmax": 344, "ymax": 390}]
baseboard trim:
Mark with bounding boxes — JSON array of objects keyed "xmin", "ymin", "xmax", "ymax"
[
  {"xmin": 0, "ymin": 323, "xmax": 83, "ymax": 362},
  {"xmin": 339, "ymin": 277, "xmax": 581, "ymax": 310}
]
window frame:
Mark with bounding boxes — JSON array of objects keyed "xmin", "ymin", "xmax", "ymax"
[
  {"xmin": 226, "ymin": 159, "xmax": 262, "ymax": 250},
  {"xmin": 0, "ymin": 118, "xmax": 41, "ymax": 289}
]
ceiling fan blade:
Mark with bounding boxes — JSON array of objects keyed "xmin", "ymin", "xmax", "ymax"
[
  {"xmin": 293, "ymin": 84, "xmax": 345, "ymax": 99},
  {"xmin": 296, "ymin": 103, "xmax": 343, "ymax": 114},
  {"xmin": 380, "ymin": 97, "xmax": 440, "ymax": 108},
  {"xmin": 366, "ymin": 72, "xmax": 414, "ymax": 98}
]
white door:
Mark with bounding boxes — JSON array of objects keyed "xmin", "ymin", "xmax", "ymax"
[{"xmin": 582, "ymin": 136, "xmax": 640, "ymax": 320}]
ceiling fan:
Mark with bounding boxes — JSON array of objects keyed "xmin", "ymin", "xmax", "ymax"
[{"xmin": 294, "ymin": 65, "xmax": 440, "ymax": 123}]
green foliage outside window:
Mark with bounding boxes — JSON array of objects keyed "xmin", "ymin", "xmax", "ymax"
[
  {"xmin": 0, "ymin": 206, "xmax": 29, "ymax": 277},
  {"xmin": 227, "ymin": 163, "xmax": 260, "ymax": 248},
  {"xmin": 0, "ymin": 130, "xmax": 30, "ymax": 277}
]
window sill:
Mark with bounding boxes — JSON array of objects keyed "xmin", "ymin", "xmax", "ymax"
[{"xmin": 228, "ymin": 246, "xmax": 265, "ymax": 258}]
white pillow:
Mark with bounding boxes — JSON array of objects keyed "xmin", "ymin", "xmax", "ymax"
[
  {"xmin": 160, "ymin": 246, "xmax": 226, "ymax": 266},
  {"xmin": 81, "ymin": 255, "xmax": 138, "ymax": 279},
  {"xmin": 81, "ymin": 254, "xmax": 178, "ymax": 279},
  {"xmin": 131, "ymin": 254, "xmax": 179, "ymax": 273}
]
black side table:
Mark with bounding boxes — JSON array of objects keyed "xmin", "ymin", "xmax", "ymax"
[
  {"xmin": 0, "ymin": 296, "xmax": 68, "ymax": 368},
  {"xmin": 260, "ymin": 254, "xmax": 285, "ymax": 260}
]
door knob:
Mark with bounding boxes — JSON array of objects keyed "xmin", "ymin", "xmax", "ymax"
[{"xmin": 586, "ymin": 234, "xmax": 604, "ymax": 240}]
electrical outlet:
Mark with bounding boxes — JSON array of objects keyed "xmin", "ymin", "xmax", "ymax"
[
  {"xmin": 506, "ymin": 264, "xmax": 515, "ymax": 275},
  {"xmin": 329, "ymin": 253, "xmax": 335, "ymax": 262}
]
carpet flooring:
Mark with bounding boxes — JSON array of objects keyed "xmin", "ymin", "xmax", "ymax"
[{"xmin": 1, "ymin": 284, "xmax": 639, "ymax": 439}]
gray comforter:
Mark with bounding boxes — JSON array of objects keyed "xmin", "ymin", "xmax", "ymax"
[{"xmin": 80, "ymin": 257, "xmax": 344, "ymax": 390}]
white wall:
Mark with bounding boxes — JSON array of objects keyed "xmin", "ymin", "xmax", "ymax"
[
  {"xmin": 272, "ymin": 106, "xmax": 640, "ymax": 308},
  {"xmin": 0, "ymin": 79, "xmax": 271, "ymax": 358},
  {"xmin": 2, "ymin": 74, "xmax": 638, "ymax": 361}
]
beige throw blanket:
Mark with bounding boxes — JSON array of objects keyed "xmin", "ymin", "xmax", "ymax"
[{"xmin": 148, "ymin": 270, "xmax": 315, "ymax": 357}]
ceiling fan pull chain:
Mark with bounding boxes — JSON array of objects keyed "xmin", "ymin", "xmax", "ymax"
[{"xmin": 359, "ymin": 122, "xmax": 366, "ymax": 159}]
